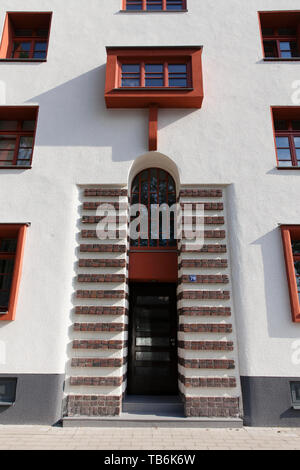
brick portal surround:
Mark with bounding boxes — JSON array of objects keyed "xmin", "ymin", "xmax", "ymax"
[{"xmin": 65, "ymin": 185, "xmax": 242, "ymax": 420}]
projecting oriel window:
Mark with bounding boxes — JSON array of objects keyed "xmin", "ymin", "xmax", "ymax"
[
  {"xmin": 290, "ymin": 382, "xmax": 300, "ymax": 409},
  {"xmin": 124, "ymin": 0, "xmax": 186, "ymax": 11},
  {"xmin": 0, "ymin": 120, "xmax": 35, "ymax": 168},
  {"xmin": 280, "ymin": 225, "xmax": 300, "ymax": 322},
  {"xmin": 121, "ymin": 63, "xmax": 188, "ymax": 88}
]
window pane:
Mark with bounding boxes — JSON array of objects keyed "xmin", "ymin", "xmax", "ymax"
[
  {"xmin": 292, "ymin": 241, "xmax": 300, "ymax": 254},
  {"xmin": 0, "ymin": 136, "xmax": 16, "ymax": 150},
  {"xmin": 126, "ymin": 0, "xmax": 143, "ymax": 9},
  {"xmin": 280, "ymin": 42, "xmax": 292, "ymax": 52},
  {"xmin": 22, "ymin": 121, "xmax": 35, "ymax": 131},
  {"xmin": 294, "ymin": 137, "xmax": 300, "ymax": 147},
  {"xmin": 274, "ymin": 120, "xmax": 288, "ymax": 131},
  {"xmin": 122, "ymin": 64, "xmax": 140, "ymax": 73},
  {"xmin": 0, "ymin": 121, "xmax": 18, "ymax": 131},
  {"xmin": 0, "ymin": 151, "xmax": 14, "ymax": 163},
  {"xmin": 145, "ymin": 79, "xmax": 164, "ymax": 86},
  {"xmin": 17, "ymin": 149, "xmax": 32, "ymax": 160},
  {"xmin": 19, "ymin": 136, "xmax": 33, "ymax": 148},
  {"xmin": 292, "ymin": 120, "xmax": 300, "ymax": 130},
  {"xmin": 14, "ymin": 29, "xmax": 33, "ymax": 37},
  {"xmin": 12, "ymin": 42, "xmax": 31, "ymax": 59},
  {"xmin": 278, "ymin": 28, "xmax": 297, "ymax": 36},
  {"xmin": 0, "ymin": 239, "xmax": 17, "ymax": 252},
  {"xmin": 122, "ymin": 78, "xmax": 140, "ymax": 87},
  {"xmin": 146, "ymin": 1, "xmax": 163, "ymax": 10},
  {"xmin": 33, "ymin": 51, "xmax": 47, "ymax": 59},
  {"xmin": 277, "ymin": 148, "xmax": 291, "ymax": 159},
  {"xmin": 166, "ymin": 0, "xmax": 184, "ymax": 10},
  {"xmin": 278, "ymin": 160, "xmax": 292, "ymax": 167},
  {"xmin": 145, "ymin": 64, "xmax": 163, "ymax": 73},
  {"xmin": 264, "ymin": 40, "xmax": 277, "ymax": 57},
  {"xmin": 262, "ymin": 28, "xmax": 274, "ymax": 36},
  {"xmin": 37, "ymin": 29, "xmax": 49, "ymax": 37},
  {"xmin": 169, "ymin": 64, "xmax": 187, "ymax": 73},
  {"xmin": 169, "ymin": 78, "xmax": 187, "ymax": 87},
  {"xmin": 276, "ymin": 137, "xmax": 289, "ymax": 147},
  {"xmin": 35, "ymin": 42, "xmax": 47, "ymax": 51}
]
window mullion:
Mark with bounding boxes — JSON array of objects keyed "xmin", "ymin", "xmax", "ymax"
[
  {"xmin": 141, "ymin": 62, "xmax": 145, "ymax": 87},
  {"xmin": 162, "ymin": 0, "xmax": 167, "ymax": 10},
  {"xmin": 142, "ymin": 0, "xmax": 147, "ymax": 10},
  {"xmin": 290, "ymin": 135, "xmax": 298, "ymax": 166},
  {"xmin": 164, "ymin": 62, "xmax": 168, "ymax": 87},
  {"xmin": 13, "ymin": 135, "xmax": 20, "ymax": 166}
]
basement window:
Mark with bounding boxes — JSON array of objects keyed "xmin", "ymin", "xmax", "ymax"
[
  {"xmin": 0, "ymin": 224, "xmax": 28, "ymax": 322},
  {"xmin": 0, "ymin": 12, "xmax": 52, "ymax": 61},
  {"xmin": 0, "ymin": 378, "xmax": 17, "ymax": 405},
  {"xmin": 124, "ymin": 0, "xmax": 186, "ymax": 11},
  {"xmin": 259, "ymin": 11, "xmax": 300, "ymax": 60},
  {"xmin": 290, "ymin": 382, "xmax": 300, "ymax": 409},
  {"xmin": 0, "ymin": 106, "xmax": 38, "ymax": 169}
]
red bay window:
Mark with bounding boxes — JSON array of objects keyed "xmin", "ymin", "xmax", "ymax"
[
  {"xmin": 0, "ymin": 224, "xmax": 28, "ymax": 322},
  {"xmin": 123, "ymin": 1, "xmax": 186, "ymax": 11},
  {"xmin": 259, "ymin": 11, "xmax": 300, "ymax": 60},
  {"xmin": 272, "ymin": 107, "xmax": 300, "ymax": 169},
  {"xmin": 281, "ymin": 225, "xmax": 300, "ymax": 322}
]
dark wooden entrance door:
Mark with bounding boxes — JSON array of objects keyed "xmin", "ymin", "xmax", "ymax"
[{"xmin": 128, "ymin": 283, "xmax": 178, "ymax": 395}]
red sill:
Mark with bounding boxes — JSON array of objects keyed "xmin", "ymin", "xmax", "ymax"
[
  {"xmin": 264, "ymin": 57, "xmax": 300, "ymax": 62},
  {"xmin": 0, "ymin": 166, "xmax": 32, "ymax": 170},
  {"xmin": 277, "ymin": 166, "xmax": 300, "ymax": 170},
  {"xmin": 0, "ymin": 59, "xmax": 47, "ymax": 63}
]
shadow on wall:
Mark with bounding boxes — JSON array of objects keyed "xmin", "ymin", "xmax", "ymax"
[
  {"xmin": 252, "ymin": 228, "xmax": 300, "ymax": 340},
  {"xmin": 26, "ymin": 65, "xmax": 195, "ymax": 163}
]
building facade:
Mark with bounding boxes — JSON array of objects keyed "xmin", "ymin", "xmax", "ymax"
[{"xmin": 0, "ymin": 0, "xmax": 299, "ymax": 427}]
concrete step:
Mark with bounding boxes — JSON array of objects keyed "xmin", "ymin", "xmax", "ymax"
[
  {"xmin": 122, "ymin": 395, "xmax": 184, "ymax": 416},
  {"xmin": 62, "ymin": 416, "xmax": 243, "ymax": 428}
]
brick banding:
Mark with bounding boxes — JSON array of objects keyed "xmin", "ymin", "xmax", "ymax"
[
  {"xmin": 73, "ymin": 322, "xmax": 127, "ymax": 332},
  {"xmin": 179, "ymin": 323, "xmax": 232, "ymax": 333},
  {"xmin": 79, "ymin": 259, "xmax": 126, "ymax": 268},
  {"xmin": 81, "ymin": 230, "xmax": 127, "ymax": 240},
  {"xmin": 178, "ymin": 340, "xmax": 234, "ymax": 351},
  {"xmin": 80, "ymin": 244, "xmax": 126, "ymax": 253},
  {"xmin": 75, "ymin": 306, "xmax": 127, "ymax": 316},
  {"xmin": 83, "ymin": 202, "xmax": 128, "ymax": 211},
  {"xmin": 77, "ymin": 274, "xmax": 126, "ymax": 283},
  {"xmin": 180, "ymin": 259, "xmax": 228, "ymax": 269},
  {"xmin": 76, "ymin": 290, "xmax": 126, "ymax": 299},
  {"xmin": 70, "ymin": 376, "xmax": 123, "ymax": 387},
  {"xmin": 178, "ymin": 307, "xmax": 231, "ymax": 316},
  {"xmin": 73, "ymin": 340, "xmax": 127, "ymax": 350},
  {"xmin": 84, "ymin": 189, "xmax": 128, "ymax": 197},
  {"xmin": 180, "ymin": 203, "xmax": 223, "ymax": 211},
  {"xmin": 67, "ymin": 395, "xmax": 122, "ymax": 417},
  {"xmin": 180, "ymin": 245, "xmax": 227, "ymax": 253},
  {"xmin": 179, "ymin": 375, "xmax": 236, "ymax": 388},
  {"xmin": 184, "ymin": 396, "xmax": 240, "ymax": 418},
  {"xmin": 180, "ymin": 189, "xmax": 223, "ymax": 198},
  {"xmin": 180, "ymin": 275, "xmax": 229, "ymax": 284},
  {"xmin": 71, "ymin": 358, "xmax": 127, "ymax": 368},
  {"xmin": 181, "ymin": 229, "xmax": 226, "ymax": 239},
  {"xmin": 82, "ymin": 215, "xmax": 128, "ymax": 224},
  {"xmin": 178, "ymin": 291, "xmax": 230, "ymax": 300},
  {"xmin": 179, "ymin": 358, "xmax": 235, "ymax": 369}
]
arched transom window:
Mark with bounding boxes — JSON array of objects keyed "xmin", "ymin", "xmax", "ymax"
[{"xmin": 130, "ymin": 168, "xmax": 177, "ymax": 248}]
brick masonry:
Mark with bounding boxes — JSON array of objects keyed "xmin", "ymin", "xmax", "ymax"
[
  {"xmin": 64, "ymin": 186, "xmax": 129, "ymax": 418},
  {"xmin": 178, "ymin": 186, "xmax": 241, "ymax": 419}
]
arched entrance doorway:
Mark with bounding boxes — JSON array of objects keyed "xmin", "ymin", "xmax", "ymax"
[{"xmin": 127, "ymin": 168, "xmax": 179, "ymax": 395}]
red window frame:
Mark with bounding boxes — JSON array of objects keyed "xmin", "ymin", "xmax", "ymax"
[
  {"xmin": 0, "ymin": 12, "xmax": 52, "ymax": 61},
  {"xmin": 0, "ymin": 106, "xmax": 39, "ymax": 169},
  {"xmin": 120, "ymin": 62, "xmax": 191, "ymax": 88},
  {"xmin": 280, "ymin": 225, "xmax": 300, "ymax": 323},
  {"xmin": 11, "ymin": 29, "xmax": 48, "ymax": 60},
  {"xmin": 105, "ymin": 47, "xmax": 204, "ymax": 109},
  {"xmin": 130, "ymin": 168, "xmax": 177, "ymax": 250},
  {"xmin": 271, "ymin": 107, "xmax": 300, "ymax": 169},
  {"xmin": 0, "ymin": 224, "xmax": 28, "ymax": 322},
  {"xmin": 123, "ymin": 0, "xmax": 186, "ymax": 11},
  {"xmin": 259, "ymin": 11, "xmax": 300, "ymax": 60}
]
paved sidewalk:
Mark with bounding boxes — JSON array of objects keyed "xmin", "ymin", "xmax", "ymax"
[{"xmin": 0, "ymin": 425, "xmax": 299, "ymax": 450}]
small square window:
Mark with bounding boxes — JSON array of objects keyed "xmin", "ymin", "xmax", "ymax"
[
  {"xmin": 259, "ymin": 11, "xmax": 300, "ymax": 59},
  {"xmin": 0, "ymin": 12, "xmax": 52, "ymax": 61},
  {"xmin": 0, "ymin": 378, "xmax": 17, "ymax": 405},
  {"xmin": 290, "ymin": 382, "xmax": 300, "ymax": 409}
]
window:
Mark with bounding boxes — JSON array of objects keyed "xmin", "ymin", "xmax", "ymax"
[
  {"xmin": 259, "ymin": 11, "xmax": 300, "ymax": 59},
  {"xmin": 280, "ymin": 225, "xmax": 300, "ymax": 322},
  {"xmin": 0, "ymin": 378, "xmax": 17, "ymax": 405},
  {"xmin": 0, "ymin": 224, "xmax": 28, "ymax": 322},
  {"xmin": 124, "ymin": 0, "xmax": 186, "ymax": 11},
  {"xmin": 130, "ymin": 168, "xmax": 177, "ymax": 249},
  {"xmin": 0, "ymin": 106, "xmax": 38, "ymax": 169},
  {"xmin": 272, "ymin": 107, "xmax": 300, "ymax": 169},
  {"xmin": 0, "ymin": 12, "xmax": 52, "ymax": 61},
  {"xmin": 121, "ymin": 63, "xmax": 188, "ymax": 88},
  {"xmin": 290, "ymin": 382, "xmax": 300, "ymax": 409},
  {"xmin": 105, "ymin": 47, "xmax": 204, "ymax": 109}
]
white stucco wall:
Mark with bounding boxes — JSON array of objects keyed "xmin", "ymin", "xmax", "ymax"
[{"xmin": 0, "ymin": 0, "xmax": 299, "ymax": 376}]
